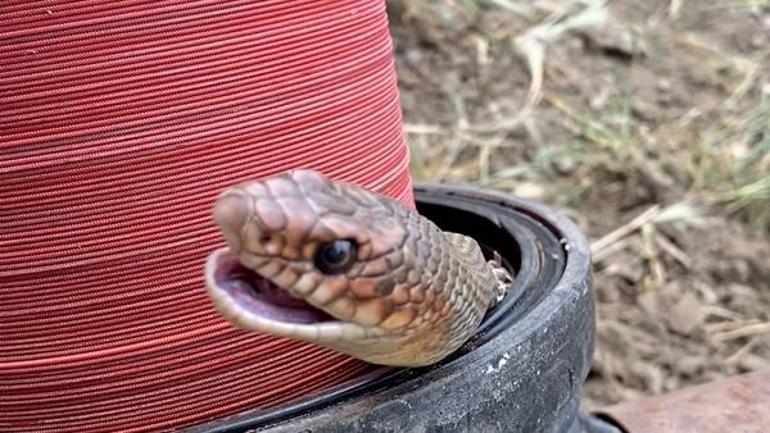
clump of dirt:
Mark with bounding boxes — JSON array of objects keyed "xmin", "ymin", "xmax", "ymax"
[{"xmin": 388, "ymin": 0, "xmax": 770, "ymax": 408}]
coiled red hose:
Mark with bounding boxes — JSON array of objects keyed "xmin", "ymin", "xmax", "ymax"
[{"xmin": 0, "ymin": 1, "xmax": 412, "ymax": 432}]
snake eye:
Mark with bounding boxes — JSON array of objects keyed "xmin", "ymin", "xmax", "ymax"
[{"xmin": 314, "ymin": 240, "xmax": 357, "ymax": 274}]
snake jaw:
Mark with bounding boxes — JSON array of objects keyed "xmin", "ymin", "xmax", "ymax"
[{"xmin": 204, "ymin": 247, "xmax": 375, "ymax": 343}]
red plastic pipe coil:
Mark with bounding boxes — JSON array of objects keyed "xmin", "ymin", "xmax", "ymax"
[{"xmin": 0, "ymin": 1, "xmax": 413, "ymax": 432}]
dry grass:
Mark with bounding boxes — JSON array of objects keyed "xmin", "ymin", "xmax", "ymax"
[{"xmin": 389, "ymin": 0, "xmax": 770, "ymax": 407}]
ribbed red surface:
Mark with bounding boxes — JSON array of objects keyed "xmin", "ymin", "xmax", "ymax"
[{"xmin": 0, "ymin": 1, "xmax": 412, "ymax": 432}]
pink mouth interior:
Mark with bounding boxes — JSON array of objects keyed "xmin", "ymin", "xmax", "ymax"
[{"xmin": 212, "ymin": 250, "xmax": 333, "ymax": 324}]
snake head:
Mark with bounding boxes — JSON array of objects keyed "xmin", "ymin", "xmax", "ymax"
[{"xmin": 205, "ymin": 169, "xmax": 453, "ymax": 366}]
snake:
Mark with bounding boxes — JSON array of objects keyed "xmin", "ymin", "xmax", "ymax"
[{"xmin": 204, "ymin": 169, "xmax": 513, "ymax": 367}]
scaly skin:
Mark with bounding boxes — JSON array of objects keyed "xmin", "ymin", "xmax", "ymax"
[{"xmin": 204, "ymin": 169, "xmax": 503, "ymax": 367}]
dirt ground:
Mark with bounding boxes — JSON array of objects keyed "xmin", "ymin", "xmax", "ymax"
[{"xmin": 387, "ymin": 0, "xmax": 770, "ymax": 409}]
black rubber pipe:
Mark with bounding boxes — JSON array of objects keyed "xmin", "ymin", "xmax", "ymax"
[{"xmin": 187, "ymin": 184, "xmax": 619, "ymax": 433}]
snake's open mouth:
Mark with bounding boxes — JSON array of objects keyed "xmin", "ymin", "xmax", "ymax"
[{"xmin": 205, "ymin": 248, "xmax": 333, "ymax": 326}]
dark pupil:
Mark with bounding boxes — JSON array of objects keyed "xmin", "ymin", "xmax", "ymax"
[
  {"xmin": 315, "ymin": 240, "xmax": 356, "ymax": 274},
  {"xmin": 322, "ymin": 242, "xmax": 349, "ymax": 264}
]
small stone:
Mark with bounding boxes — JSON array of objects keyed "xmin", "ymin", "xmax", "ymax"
[{"xmin": 668, "ymin": 292, "xmax": 706, "ymax": 335}]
